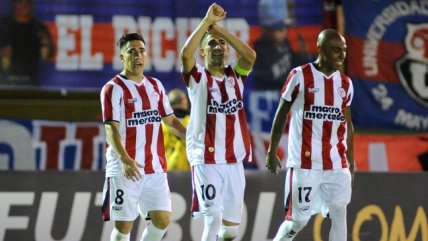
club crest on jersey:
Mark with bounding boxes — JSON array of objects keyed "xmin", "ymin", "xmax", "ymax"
[
  {"xmin": 337, "ymin": 87, "xmax": 346, "ymax": 98},
  {"xmin": 396, "ymin": 23, "xmax": 428, "ymax": 107},
  {"xmin": 225, "ymin": 77, "xmax": 235, "ymax": 87},
  {"xmin": 152, "ymin": 92, "xmax": 160, "ymax": 101},
  {"xmin": 128, "ymin": 98, "xmax": 138, "ymax": 103}
]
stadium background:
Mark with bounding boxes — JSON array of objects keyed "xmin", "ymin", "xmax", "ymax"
[{"xmin": 0, "ymin": 0, "xmax": 427, "ymax": 240}]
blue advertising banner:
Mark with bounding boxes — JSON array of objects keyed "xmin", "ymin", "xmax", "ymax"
[
  {"xmin": 31, "ymin": 0, "xmax": 261, "ymax": 90},
  {"xmin": 5, "ymin": 0, "xmax": 426, "ymax": 132},
  {"xmin": 28, "ymin": 0, "xmax": 321, "ymax": 91},
  {"xmin": 343, "ymin": 0, "xmax": 428, "ymax": 131}
]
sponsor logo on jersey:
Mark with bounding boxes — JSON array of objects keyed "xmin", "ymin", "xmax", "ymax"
[
  {"xmin": 207, "ymin": 99, "xmax": 243, "ymax": 115},
  {"xmin": 112, "ymin": 205, "xmax": 122, "ymax": 211},
  {"xmin": 396, "ymin": 23, "xmax": 428, "ymax": 107},
  {"xmin": 308, "ymin": 87, "xmax": 319, "ymax": 93},
  {"xmin": 300, "ymin": 205, "xmax": 310, "ymax": 211},
  {"xmin": 204, "ymin": 202, "xmax": 214, "ymax": 208},
  {"xmin": 209, "ymin": 87, "xmax": 221, "ymax": 99},
  {"xmin": 225, "ymin": 77, "xmax": 235, "ymax": 87},
  {"xmin": 128, "ymin": 98, "xmax": 138, "ymax": 103},
  {"xmin": 286, "ymin": 230, "xmax": 297, "ymax": 238},
  {"xmin": 127, "ymin": 109, "xmax": 161, "ymax": 126},
  {"xmin": 152, "ymin": 92, "xmax": 160, "ymax": 101},
  {"xmin": 304, "ymin": 105, "xmax": 345, "ymax": 121}
]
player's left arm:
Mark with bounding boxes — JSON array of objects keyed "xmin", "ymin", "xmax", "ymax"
[
  {"xmin": 210, "ymin": 23, "xmax": 256, "ymax": 71},
  {"xmin": 344, "ymin": 106, "xmax": 355, "ymax": 180},
  {"xmin": 162, "ymin": 114, "xmax": 186, "ymax": 140}
]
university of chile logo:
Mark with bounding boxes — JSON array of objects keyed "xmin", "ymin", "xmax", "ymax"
[{"xmin": 396, "ymin": 23, "xmax": 428, "ymax": 108}]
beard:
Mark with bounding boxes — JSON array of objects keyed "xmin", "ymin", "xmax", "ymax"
[{"xmin": 210, "ymin": 54, "xmax": 224, "ymax": 66}]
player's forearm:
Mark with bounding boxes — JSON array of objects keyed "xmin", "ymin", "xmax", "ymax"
[
  {"xmin": 105, "ymin": 123, "xmax": 130, "ymax": 160},
  {"xmin": 267, "ymin": 100, "xmax": 289, "ymax": 156},
  {"xmin": 212, "ymin": 24, "xmax": 256, "ymax": 67},
  {"xmin": 180, "ymin": 19, "xmax": 211, "ymax": 70},
  {"xmin": 345, "ymin": 107, "xmax": 355, "ymax": 167},
  {"xmin": 169, "ymin": 120, "xmax": 187, "ymax": 140},
  {"xmin": 346, "ymin": 131, "xmax": 354, "ymax": 167},
  {"xmin": 163, "ymin": 115, "xmax": 187, "ymax": 140},
  {"xmin": 267, "ymin": 121, "xmax": 286, "ymax": 157}
]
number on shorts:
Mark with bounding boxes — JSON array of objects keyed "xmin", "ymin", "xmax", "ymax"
[
  {"xmin": 200, "ymin": 184, "xmax": 216, "ymax": 201},
  {"xmin": 115, "ymin": 189, "xmax": 124, "ymax": 205},
  {"xmin": 297, "ymin": 187, "xmax": 312, "ymax": 203}
]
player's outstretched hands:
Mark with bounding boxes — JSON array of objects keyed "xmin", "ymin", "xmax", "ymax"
[
  {"xmin": 205, "ymin": 3, "xmax": 227, "ymax": 25},
  {"xmin": 265, "ymin": 152, "xmax": 282, "ymax": 174}
]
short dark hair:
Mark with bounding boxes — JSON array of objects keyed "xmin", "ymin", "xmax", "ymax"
[{"xmin": 117, "ymin": 32, "xmax": 145, "ymax": 49}]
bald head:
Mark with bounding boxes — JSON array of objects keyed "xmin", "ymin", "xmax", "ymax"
[
  {"xmin": 168, "ymin": 88, "xmax": 189, "ymax": 110},
  {"xmin": 317, "ymin": 28, "xmax": 344, "ymax": 48},
  {"xmin": 314, "ymin": 28, "xmax": 347, "ymax": 74}
]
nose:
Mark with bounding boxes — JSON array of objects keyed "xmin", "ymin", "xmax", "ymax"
[
  {"xmin": 213, "ymin": 43, "xmax": 222, "ymax": 50},
  {"xmin": 134, "ymin": 51, "xmax": 142, "ymax": 59},
  {"xmin": 339, "ymin": 50, "xmax": 346, "ymax": 59}
]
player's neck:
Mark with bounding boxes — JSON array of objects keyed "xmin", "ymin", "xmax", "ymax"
[
  {"xmin": 120, "ymin": 71, "xmax": 143, "ymax": 83},
  {"xmin": 206, "ymin": 64, "xmax": 224, "ymax": 78},
  {"xmin": 312, "ymin": 60, "xmax": 334, "ymax": 77}
]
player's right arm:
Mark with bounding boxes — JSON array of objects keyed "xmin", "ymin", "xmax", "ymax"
[
  {"xmin": 180, "ymin": 3, "xmax": 226, "ymax": 73},
  {"xmin": 104, "ymin": 121, "xmax": 143, "ymax": 181},
  {"xmin": 344, "ymin": 106, "xmax": 355, "ymax": 181},
  {"xmin": 265, "ymin": 99, "xmax": 292, "ymax": 174}
]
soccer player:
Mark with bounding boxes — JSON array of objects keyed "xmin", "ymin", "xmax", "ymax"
[
  {"xmin": 265, "ymin": 28, "xmax": 354, "ymax": 241},
  {"xmin": 100, "ymin": 32, "xmax": 186, "ymax": 241},
  {"xmin": 180, "ymin": 3, "xmax": 256, "ymax": 241}
]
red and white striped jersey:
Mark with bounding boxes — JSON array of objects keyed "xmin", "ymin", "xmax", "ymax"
[
  {"xmin": 281, "ymin": 63, "xmax": 354, "ymax": 170},
  {"xmin": 181, "ymin": 64, "xmax": 252, "ymax": 166},
  {"xmin": 100, "ymin": 75, "xmax": 173, "ymax": 177}
]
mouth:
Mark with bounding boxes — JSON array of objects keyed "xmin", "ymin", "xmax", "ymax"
[
  {"xmin": 334, "ymin": 61, "xmax": 343, "ymax": 68},
  {"xmin": 212, "ymin": 50, "xmax": 224, "ymax": 57},
  {"xmin": 134, "ymin": 63, "xmax": 143, "ymax": 68}
]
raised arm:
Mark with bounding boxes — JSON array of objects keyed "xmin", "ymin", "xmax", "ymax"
[
  {"xmin": 180, "ymin": 3, "xmax": 226, "ymax": 73},
  {"xmin": 210, "ymin": 23, "xmax": 256, "ymax": 70}
]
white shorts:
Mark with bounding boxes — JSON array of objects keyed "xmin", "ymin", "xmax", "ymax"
[
  {"xmin": 191, "ymin": 163, "xmax": 246, "ymax": 223},
  {"xmin": 283, "ymin": 168, "xmax": 352, "ymax": 221},
  {"xmin": 102, "ymin": 172, "xmax": 171, "ymax": 221}
]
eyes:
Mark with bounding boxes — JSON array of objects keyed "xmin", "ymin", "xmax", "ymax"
[
  {"xmin": 126, "ymin": 48, "xmax": 146, "ymax": 55},
  {"xmin": 207, "ymin": 39, "xmax": 226, "ymax": 47},
  {"xmin": 331, "ymin": 47, "xmax": 347, "ymax": 55}
]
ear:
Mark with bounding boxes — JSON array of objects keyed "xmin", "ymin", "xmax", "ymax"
[
  {"xmin": 224, "ymin": 44, "xmax": 230, "ymax": 56},
  {"xmin": 199, "ymin": 47, "xmax": 205, "ymax": 57},
  {"xmin": 317, "ymin": 45, "xmax": 322, "ymax": 55},
  {"xmin": 119, "ymin": 54, "xmax": 124, "ymax": 63}
]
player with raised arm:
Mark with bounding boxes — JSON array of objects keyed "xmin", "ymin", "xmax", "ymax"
[{"xmin": 180, "ymin": 3, "xmax": 256, "ymax": 241}]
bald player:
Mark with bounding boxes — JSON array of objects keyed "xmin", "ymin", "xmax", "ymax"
[{"xmin": 265, "ymin": 28, "xmax": 354, "ymax": 241}]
